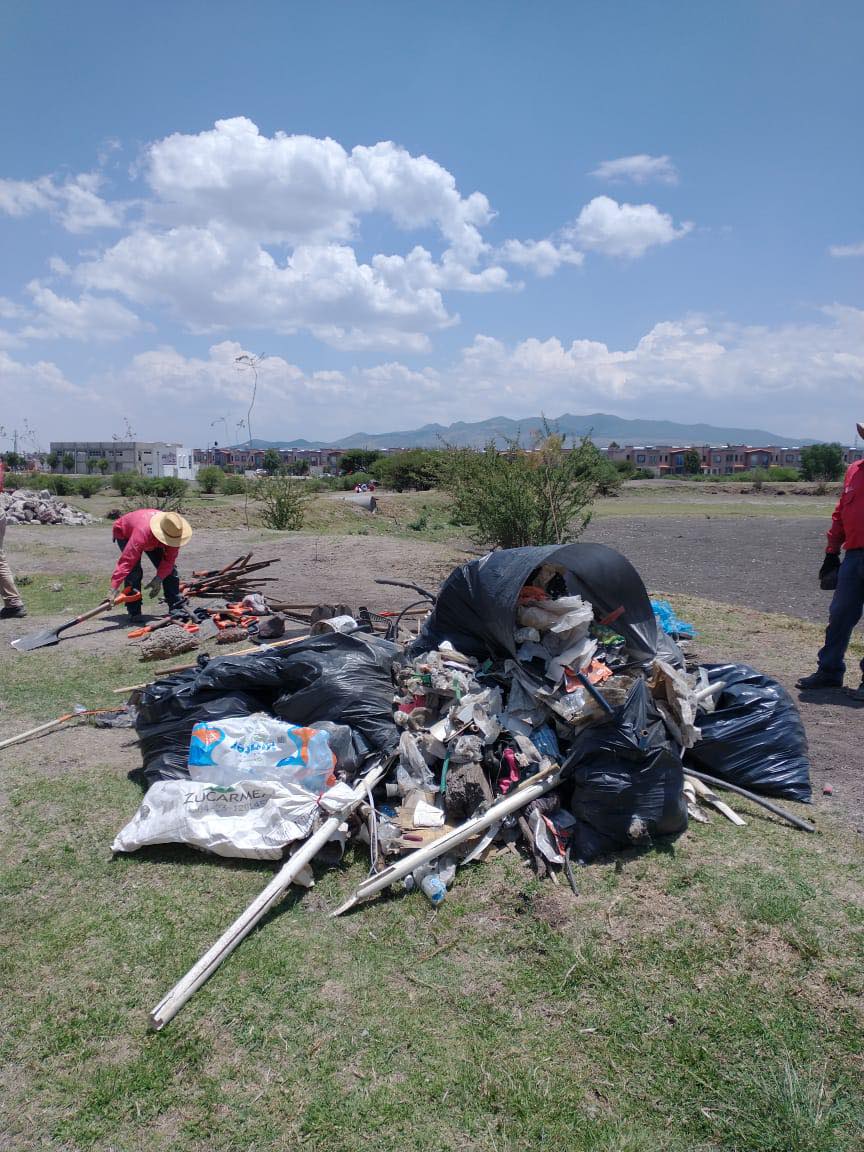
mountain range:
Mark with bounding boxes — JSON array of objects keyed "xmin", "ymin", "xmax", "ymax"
[{"xmin": 238, "ymin": 413, "xmax": 815, "ymax": 451}]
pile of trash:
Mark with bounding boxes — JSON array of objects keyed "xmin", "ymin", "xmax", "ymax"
[
  {"xmin": 0, "ymin": 488, "xmax": 94, "ymax": 526},
  {"xmin": 115, "ymin": 543, "xmax": 812, "ymax": 882},
  {"xmin": 108, "ymin": 542, "xmax": 815, "ymax": 1029}
]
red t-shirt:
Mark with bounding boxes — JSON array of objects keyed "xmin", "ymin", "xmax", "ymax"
[{"xmin": 111, "ymin": 508, "xmax": 179, "ymax": 586}]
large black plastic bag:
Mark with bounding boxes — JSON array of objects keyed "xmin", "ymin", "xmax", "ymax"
[
  {"xmin": 135, "ymin": 669, "xmax": 266, "ymax": 787},
  {"xmin": 270, "ymin": 633, "xmax": 399, "ymax": 753},
  {"xmin": 564, "ymin": 679, "xmax": 688, "ymax": 861},
  {"xmin": 686, "ymin": 664, "xmax": 812, "ymax": 802},
  {"xmin": 412, "ymin": 543, "xmax": 662, "ymax": 666}
]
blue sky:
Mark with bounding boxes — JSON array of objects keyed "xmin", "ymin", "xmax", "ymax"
[{"xmin": 1, "ymin": 0, "xmax": 862, "ymax": 451}]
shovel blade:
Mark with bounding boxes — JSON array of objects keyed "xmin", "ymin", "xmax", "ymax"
[{"xmin": 10, "ymin": 629, "xmax": 60, "ymax": 652}]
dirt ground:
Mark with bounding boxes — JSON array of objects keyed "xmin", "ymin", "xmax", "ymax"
[{"xmin": 2, "ymin": 512, "xmax": 862, "ymax": 830}]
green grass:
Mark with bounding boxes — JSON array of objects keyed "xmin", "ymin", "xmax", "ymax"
[{"xmin": 2, "ymin": 566, "xmax": 863, "ymax": 1150}]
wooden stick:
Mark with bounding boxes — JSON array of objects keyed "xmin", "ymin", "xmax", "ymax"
[
  {"xmin": 0, "ymin": 707, "xmax": 126, "ymax": 753},
  {"xmin": 331, "ymin": 763, "xmax": 563, "ymax": 916},
  {"xmin": 149, "ymin": 761, "xmax": 387, "ymax": 1031}
]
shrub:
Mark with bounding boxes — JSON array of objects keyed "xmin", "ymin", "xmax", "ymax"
[
  {"xmin": 111, "ymin": 472, "xmax": 141, "ymax": 497},
  {"xmin": 443, "ymin": 424, "xmax": 611, "ymax": 549},
  {"xmin": 145, "ymin": 476, "xmax": 188, "ymax": 499},
  {"xmin": 256, "ymin": 475, "xmax": 309, "ymax": 530},
  {"xmin": 340, "ymin": 448, "xmax": 382, "ymax": 474},
  {"xmin": 371, "ymin": 449, "xmax": 445, "ymax": 492},
  {"xmin": 196, "ymin": 465, "xmax": 224, "ymax": 494},
  {"xmin": 219, "ymin": 474, "xmax": 247, "ymax": 495},
  {"xmin": 75, "ymin": 475, "xmax": 105, "ymax": 498}
]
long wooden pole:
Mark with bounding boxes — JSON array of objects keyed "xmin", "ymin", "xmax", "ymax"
[
  {"xmin": 149, "ymin": 760, "xmax": 387, "ymax": 1031},
  {"xmin": 0, "ymin": 707, "xmax": 125, "ymax": 753}
]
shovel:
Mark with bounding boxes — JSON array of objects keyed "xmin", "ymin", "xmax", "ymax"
[{"xmin": 10, "ymin": 589, "xmax": 142, "ymax": 652}]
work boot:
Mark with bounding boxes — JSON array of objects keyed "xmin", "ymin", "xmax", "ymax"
[
  {"xmin": 796, "ymin": 670, "xmax": 843, "ymax": 690},
  {"xmin": 0, "ymin": 604, "xmax": 27, "ymax": 619}
]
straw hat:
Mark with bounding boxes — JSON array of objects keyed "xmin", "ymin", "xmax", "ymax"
[{"xmin": 150, "ymin": 511, "xmax": 193, "ymax": 548}]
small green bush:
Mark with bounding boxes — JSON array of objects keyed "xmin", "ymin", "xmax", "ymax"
[
  {"xmin": 196, "ymin": 465, "xmax": 224, "ymax": 494},
  {"xmin": 75, "ymin": 476, "xmax": 105, "ymax": 498},
  {"xmin": 219, "ymin": 474, "xmax": 247, "ymax": 495},
  {"xmin": 111, "ymin": 472, "xmax": 141, "ymax": 497},
  {"xmin": 256, "ymin": 476, "xmax": 309, "ymax": 530}
]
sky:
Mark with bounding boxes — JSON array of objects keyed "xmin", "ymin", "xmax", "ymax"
[{"xmin": 0, "ymin": 0, "xmax": 862, "ymax": 452}]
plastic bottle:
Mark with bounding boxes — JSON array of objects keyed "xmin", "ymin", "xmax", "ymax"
[{"xmin": 420, "ymin": 872, "xmax": 447, "ymax": 906}]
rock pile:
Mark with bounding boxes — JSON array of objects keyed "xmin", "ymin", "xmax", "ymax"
[{"xmin": 0, "ymin": 489, "xmax": 95, "ymax": 526}]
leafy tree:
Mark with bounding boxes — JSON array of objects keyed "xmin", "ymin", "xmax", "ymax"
[
  {"xmin": 46, "ymin": 450, "xmax": 59, "ymax": 470},
  {"xmin": 98, "ymin": 458, "xmax": 110, "ymax": 475},
  {"xmin": 683, "ymin": 449, "xmax": 702, "ymax": 475},
  {"xmin": 2, "ymin": 451, "xmax": 26, "ymax": 470},
  {"xmin": 262, "ymin": 448, "xmax": 283, "ymax": 475},
  {"xmin": 443, "ymin": 425, "xmax": 614, "ymax": 549},
  {"xmin": 196, "ymin": 465, "xmax": 224, "ymax": 493},
  {"xmin": 800, "ymin": 443, "xmax": 844, "ymax": 482},
  {"xmin": 371, "ymin": 449, "xmax": 445, "ymax": 491},
  {"xmin": 61, "ymin": 452, "xmax": 75, "ymax": 473},
  {"xmin": 286, "ymin": 458, "xmax": 310, "ymax": 475},
  {"xmin": 341, "ymin": 448, "xmax": 382, "ymax": 473}
]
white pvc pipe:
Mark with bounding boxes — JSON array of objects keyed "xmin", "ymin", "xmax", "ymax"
[
  {"xmin": 149, "ymin": 761, "xmax": 387, "ymax": 1030},
  {"xmin": 331, "ymin": 767, "xmax": 562, "ymax": 916}
]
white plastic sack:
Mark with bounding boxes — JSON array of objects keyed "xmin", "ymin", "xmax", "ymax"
[{"xmin": 111, "ymin": 778, "xmax": 320, "ymax": 860}]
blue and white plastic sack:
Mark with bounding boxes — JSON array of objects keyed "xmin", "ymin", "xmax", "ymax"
[{"xmin": 188, "ymin": 713, "xmax": 337, "ymax": 793}]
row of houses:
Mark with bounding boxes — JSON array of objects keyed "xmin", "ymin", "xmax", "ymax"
[
  {"xmin": 193, "ymin": 446, "xmax": 345, "ymax": 475},
  {"xmin": 606, "ymin": 442, "xmax": 864, "ymax": 476}
]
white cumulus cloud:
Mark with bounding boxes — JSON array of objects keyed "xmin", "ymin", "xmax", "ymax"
[
  {"xmin": 590, "ymin": 154, "xmax": 679, "ymax": 185},
  {"xmin": 565, "ymin": 196, "xmax": 692, "ymax": 259},
  {"xmin": 829, "ymin": 241, "xmax": 864, "ymax": 258},
  {"xmin": 0, "ymin": 172, "xmax": 125, "ymax": 232},
  {"xmin": 18, "ymin": 284, "xmax": 143, "ymax": 342}
]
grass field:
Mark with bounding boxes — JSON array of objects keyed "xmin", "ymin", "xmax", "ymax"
[{"xmin": 2, "ymin": 490, "xmax": 862, "ymax": 1151}]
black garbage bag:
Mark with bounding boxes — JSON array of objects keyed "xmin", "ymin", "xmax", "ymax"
[
  {"xmin": 270, "ymin": 633, "xmax": 399, "ymax": 753},
  {"xmin": 135, "ymin": 669, "xmax": 266, "ymax": 787},
  {"xmin": 564, "ymin": 679, "xmax": 688, "ymax": 861},
  {"xmin": 412, "ymin": 543, "xmax": 661, "ymax": 666},
  {"xmin": 686, "ymin": 664, "xmax": 812, "ymax": 802}
]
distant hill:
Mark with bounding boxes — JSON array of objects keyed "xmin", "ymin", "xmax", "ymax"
[{"xmin": 241, "ymin": 413, "xmax": 814, "ymax": 451}]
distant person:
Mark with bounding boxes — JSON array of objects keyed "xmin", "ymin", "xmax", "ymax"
[
  {"xmin": 0, "ymin": 458, "xmax": 27, "ymax": 619},
  {"xmin": 109, "ymin": 509, "xmax": 193, "ymax": 622},
  {"xmin": 797, "ymin": 421, "xmax": 864, "ymax": 699}
]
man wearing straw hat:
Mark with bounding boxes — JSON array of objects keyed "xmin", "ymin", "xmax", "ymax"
[
  {"xmin": 797, "ymin": 421, "xmax": 864, "ymax": 700},
  {"xmin": 108, "ymin": 508, "xmax": 193, "ymax": 621}
]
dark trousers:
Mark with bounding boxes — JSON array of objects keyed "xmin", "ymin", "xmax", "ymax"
[
  {"xmin": 115, "ymin": 539, "xmax": 181, "ymax": 616},
  {"xmin": 818, "ymin": 549, "xmax": 864, "ymax": 679}
]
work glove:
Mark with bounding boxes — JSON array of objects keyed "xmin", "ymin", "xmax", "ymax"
[
  {"xmin": 146, "ymin": 575, "xmax": 163, "ymax": 599},
  {"xmin": 819, "ymin": 553, "xmax": 841, "ymax": 591}
]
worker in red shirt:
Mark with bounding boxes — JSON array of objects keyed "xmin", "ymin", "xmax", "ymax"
[
  {"xmin": 0, "ymin": 458, "xmax": 27, "ymax": 618},
  {"xmin": 797, "ymin": 422, "xmax": 864, "ymax": 698},
  {"xmin": 109, "ymin": 509, "xmax": 193, "ymax": 621}
]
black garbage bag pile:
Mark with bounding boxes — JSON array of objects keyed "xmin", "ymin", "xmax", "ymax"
[
  {"xmin": 135, "ymin": 632, "xmax": 399, "ymax": 788},
  {"xmin": 128, "ymin": 544, "xmax": 811, "ymax": 883}
]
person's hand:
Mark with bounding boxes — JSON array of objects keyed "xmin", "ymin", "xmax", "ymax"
[
  {"xmin": 146, "ymin": 575, "xmax": 162, "ymax": 599},
  {"xmin": 819, "ymin": 553, "xmax": 840, "ymax": 590},
  {"xmin": 106, "ymin": 586, "xmax": 120, "ymax": 606}
]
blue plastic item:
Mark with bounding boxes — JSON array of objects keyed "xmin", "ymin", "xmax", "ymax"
[{"xmin": 651, "ymin": 599, "xmax": 696, "ymax": 638}]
